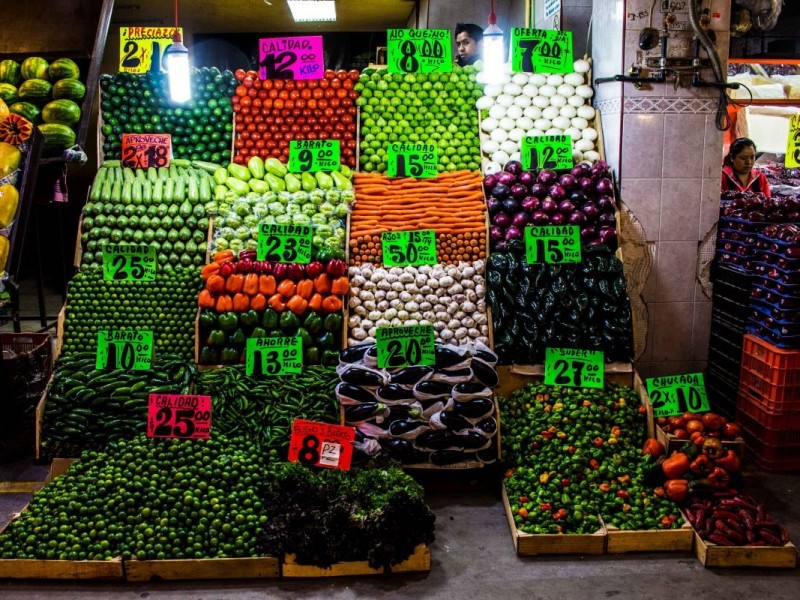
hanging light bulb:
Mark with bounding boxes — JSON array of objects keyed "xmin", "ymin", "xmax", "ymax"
[
  {"xmin": 164, "ymin": 0, "xmax": 191, "ymax": 103},
  {"xmin": 481, "ymin": 0, "xmax": 505, "ymax": 85}
]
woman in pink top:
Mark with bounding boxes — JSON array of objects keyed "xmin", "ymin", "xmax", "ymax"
[{"xmin": 721, "ymin": 137, "xmax": 771, "ymax": 196}]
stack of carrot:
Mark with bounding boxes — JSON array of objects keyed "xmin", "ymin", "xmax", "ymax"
[{"xmin": 350, "ymin": 170, "xmax": 486, "ymax": 265}]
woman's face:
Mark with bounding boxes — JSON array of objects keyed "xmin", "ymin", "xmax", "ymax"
[{"xmin": 732, "ymin": 145, "xmax": 756, "ymax": 175}]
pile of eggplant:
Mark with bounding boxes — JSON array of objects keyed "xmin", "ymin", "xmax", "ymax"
[{"xmin": 337, "ymin": 342, "xmax": 499, "ymax": 467}]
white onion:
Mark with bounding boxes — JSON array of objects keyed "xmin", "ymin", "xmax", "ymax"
[
  {"xmin": 582, "ymin": 127, "xmax": 598, "ymax": 141},
  {"xmin": 564, "ymin": 126, "xmax": 582, "ymax": 141},
  {"xmin": 552, "ymin": 115, "xmax": 572, "ymax": 130},
  {"xmin": 488, "ymin": 104, "xmax": 507, "ymax": 120},
  {"xmin": 549, "ymin": 94, "xmax": 567, "ymax": 108},
  {"xmin": 503, "ymin": 83, "xmax": 523, "ymax": 96},
  {"xmin": 538, "ymin": 84, "xmax": 556, "ymax": 98},
  {"xmin": 484, "ymin": 84, "xmax": 503, "ymax": 98},
  {"xmin": 512, "ymin": 72, "xmax": 529, "ymax": 86},
  {"xmin": 571, "ymin": 117, "xmax": 589, "ymax": 130},
  {"xmin": 516, "ymin": 116, "xmax": 534, "ymax": 130},
  {"xmin": 497, "ymin": 94, "xmax": 515, "ymax": 107},
  {"xmin": 499, "ymin": 117, "xmax": 516, "ymax": 131},
  {"xmin": 490, "ymin": 128, "xmax": 509, "ymax": 142},
  {"xmin": 476, "ymin": 95, "xmax": 494, "ymax": 110},
  {"xmin": 513, "ymin": 94, "xmax": 532, "ymax": 108},
  {"xmin": 522, "ymin": 84, "xmax": 539, "ymax": 98},
  {"xmin": 572, "ymin": 149, "xmax": 584, "ymax": 162},
  {"xmin": 575, "ymin": 85, "xmax": 594, "ymax": 99},
  {"xmin": 533, "ymin": 118, "xmax": 552, "ymax": 130},
  {"xmin": 523, "ymin": 105, "xmax": 543, "ymax": 119},
  {"xmin": 573, "ymin": 59, "xmax": 591, "ymax": 73},
  {"xmin": 546, "ymin": 74, "xmax": 564, "ymax": 86},
  {"xmin": 484, "ymin": 161, "xmax": 502, "ymax": 174},
  {"xmin": 557, "ymin": 84, "xmax": 575, "ymax": 98},
  {"xmin": 564, "ymin": 72, "xmax": 584, "ymax": 87},
  {"xmin": 509, "ymin": 151, "xmax": 521, "ymax": 162},
  {"xmin": 583, "ymin": 150, "xmax": 601, "ymax": 162},
  {"xmin": 575, "ymin": 138, "xmax": 595, "ymax": 152},
  {"xmin": 508, "ymin": 128, "xmax": 526, "ymax": 142},
  {"xmin": 577, "ymin": 105, "xmax": 596, "ymax": 120},
  {"xmin": 491, "ymin": 150, "xmax": 510, "ymax": 165},
  {"xmin": 568, "ymin": 95, "xmax": 586, "ymax": 108},
  {"xmin": 533, "ymin": 96, "xmax": 550, "ymax": 108},
  {"xmin": 498, "ymin": 72, "xmax": 512, "ymax": 85},
  {"xmin": 530, "ymin": 74, "xmax": 547, "ymax": 86},
  {"xmin": 500, "ymin": 140, "xmax": 518, "ymax": 154},
  {"xmin": 480, "ymin": 117, "xmax": 499, "ymax": 132},
  {"xmin": 559, "ymin": 105, "xmax": 578, "ymax": 118},
  {"xmin": 545, "ymin": 127, "xmax": 563, "ymax": 136},
  {"xmin": 542, "ymin": 106, "xmax": 561, "ymax": 120},
  {"xmin": 527, "ymin": 129, "xmax": 545, "ymax": 138},
  {"xmin": 506, "ymin": 105, "xmax": 524, "ymax": 120},
  {"xmin": 481, "ymin": 139, "xmax": 500, "ymax": 154}
]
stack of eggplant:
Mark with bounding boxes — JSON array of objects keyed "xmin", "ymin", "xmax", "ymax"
[{"xmin": 337, "ymin": 342, "xmax": 499, "ymax": 467}]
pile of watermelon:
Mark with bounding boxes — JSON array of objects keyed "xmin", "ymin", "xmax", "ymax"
[{"xmin": 0, "ymin": 56, "xmax": 86, "ymax": 151}]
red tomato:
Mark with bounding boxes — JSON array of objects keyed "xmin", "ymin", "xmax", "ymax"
[
  {"xmin": 240, "ymin": 96, "xmax": 252, "ymax": 107},
  {"xmin": 296, "ymin": 99, "xmax": 306, "ymax": 109},
  {"xmin": 335, "ymin": 122, "xmax": 346, "ymax": 132},
  {"xmin": 246, "ymin": 123, "xmax": 256, "ymax": 132},
  {"xmin": 346, "ymin": 140, "xmax": 357, "ymax": 149},
  {"xmin": 319, "ymin": 79, "xmax": 330, "ymax": 89},
  {"xmin": 318, "ymin": 99, "xmax": 328, "ymax": 109},
  {"xmin": 291, "ymin": 124, "xmax": 301, "ymax": 133},
  {"xmin": 342, "ymin": 98, "xmax": 354, "ymax": 108},
  {"xmin": 255, "ymin": 140, "xmax": 265, "ymax": 149},
  {"xmin": 301, "ymin": 125, "xmax": 311, "ymax": 133},
  {"xmin": 274, "ymin": 99, "xmax": 284, "ymax": 109},
  {"xmin": 285, "ymin": 79, "xmax": 295, "ymax": 90},
  {"xmin": 331, "ymin": 78, "xmax": 341, "ymax": 89},
  {"xmin": 275, "ymin": 117, "xmax": 284, "ymax": 125},
  {"xmin": 324, "ymin": 70, "xmax": 335, "ymax": 80},
  {"xmin": 289, "ymin": 90, "xmax": 300, "ymax": 99},
  {"xmin": 300, "ymin": 88, "xmax": 312, "ymax": 99},
  {"xmin": 263, "ymin": 79, "xmax": 274, "ymax": 90},
  {"xmin": 318, "ymin": 131, "xmax": 329, "ymax": 139},
  {"xmin": 265, "ymin": 117, "xmax": 275, "ymax": 125},
  {"xmin": 234, "ymin": 139, "xmax": 245, "ymax": 149},
  {"xmin": 347, "ymin": 106, "xmax": 357, "ymax": 115},
  {"xmin": 285, "ymin": 117, "xmax": 294, "ymax": 125},
  {"xmin": 252, "ymin": 98, "xmax": 263, "ymax": 108},
  {"xmin": 323, "ymin": 87, "xmax": 335, "ymax": 98},
  {"xmin": 263, "ymin": 99, "xmax": 273, "ymax": 110},
  {"xmin": 233, "ymin": 153, "xmax": 246, "ymax": 164},
  {"xmin": 247, "ymin": 88, "xmax": 257, "ymax": 98},
  {"xmin": 285, "ymin": 99, "xmax": 295, "ymax": 109},
  {"xmin": 257, "ymin": 123, "xmax": 268, "ymax": 133},
  {"xmin": 258, "ymin": 89, "xmax": 268, "ymax": 99},
  {"xmin": 266, "ymin": 140, "xmax": 277, "ymax": 149},
  {"xmin": 336, "ymin": 88, "xmax": 348, "ymax": 99},
  {"xmin": 308, "ymin": 79, "xmax": 319, "ymax": 89},
  {"xmin": 253, "ymin": 114, "xmax": 264, "ymax": 123},
  {"xmin": 243, "ymin": 76, "xmax": 254, "ymax": 88},
  {"xmin": 295, "ymin": 79, "xmax": 307, "ymax": 89},
  {"xmin": 341, "ymin": 114, "xmax": 354, "ymax": 124},
  {"xmin": 246, "ymin": 70, "xmax": 258, "ymax": 79},
  {"xmin": 235, "ymin": 123, "xmax": 245, "ymax": 133},
  {"xmin": 307, "ymin": 99, "xmax": 318, "ymax": 109},
  {"xmin": 348, "ymin": 89, "xmax": 358, "ymax": 99},
  {"xmin": 348, "ymin": 69, "xmax": 360, "ymax": 80},
  {"xmin": 330, "ymin": 130, "xmax": 342, "ymax": 139},
  {"xmin": 259, "ymin": 149, "xmax": 271, "ymax": 158},
  {"xmin": 307, "ymin": 131, "xmax": 318, "ymax": 139},
  {"xmin": 329, "ymin": 98, "xmax": 341, "ymax": 109},
  {"xmin": 235, "ymin": 69, "xmax": 246, "ymax": 81},
  {"xmin": 312, "ymin": 88, "xmax": 324, "ymax": 99},
  {"xmin": 273, "ymin": 79, "xmax": 285, "ymax": 90},
  {"xmin": 342, "ymin": 79, "xmax": 354, "ymax": 90},
  {"xmin": 235, "ymin": 86, "xmax": 248, "ymax": 97},
  {"xmin": 253, "ymin": 78, "xmax": 263, "ymax": 89}
]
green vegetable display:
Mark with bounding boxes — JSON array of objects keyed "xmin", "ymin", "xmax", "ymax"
[
  {"xmin": 99, "ymin": 67, "xmax": 236, "ymax": 165},
  {"xmin": 355, "ymin": 66, "xmax": 482, "ymax": 173},
  {"xmin": 501, "ymin": 383, "xmax": 682, "ymax": 534},
  {"xmin": 40, "ymin": 353, "xmax": 195, "ymax": 458},
  {"xmin": 61, "ymin": 269, "xmax": 198, "ymax": 360}
]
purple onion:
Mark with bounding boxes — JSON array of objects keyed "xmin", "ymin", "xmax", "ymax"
[
  {"xmin": 531, "ymin": 210, "xmax": 550, "ymax": 225},
  {"xmin": 491, "ymin": 184, "xmax": 510, "ymax": 199},
  {"xmin": 595, "ymin": 178, "xmax": 613, "ymax": 196},
  {"xmin": 579, "ymin": 177, "xmax": 594, "ymax": 192},
  {"xmin": 530, "ymin": 183, "xmax": 548, "ymax": 198},
  {"xmin": 569, "ymin": 190, "xmax": 587, "ymax": 205},
  {"xmin": 497, "ymin": 171, "xmax": 516, "ymax": 187},
  {"xmin": 558, "ymin": 199, "xmax": 576, "ymax": 214},
  {"xmin": 521, "ymin": 196, "xmax": 540, "ymax": 212},
  {"xmin": 495, "ymin": 240, "xmax": 509, "ymax": 252},
  {"xmin": 504, "ymin": 160, "xmax": 523, "ymax": 176},
  {"xmin": 505, "ymin": 225, "xmax": 523, "ymax": 240},
  {"xmin": 581, "ymin": 226, "xmax": 596, "ymax": 240},
  {"xmin": 502, "ymin": 198, "xmax": 520, "ymax": 214},
  {"xmin": 486, "ymin": 197, "xmax": 501, "ymax": 215},
  {"xmin": 549, "ymin": 184, "xmax": 567, "ymax": 200},
  {"xmin": 598, "ymin": 212, "xmax": 617, "ymax": 225},
  {"xmin": 489, "ymin": 225, "xmax": 504, "ymax": 242},
  {"xmin": 512, "ymin": 211, "xmax": 530, "ymax": 228},
  {"xmin": 537, "ymin": 169, "xmax": 558, "ymax": 185},
  {"xmin": 568, "ymin": 211, "xmax": 587, "ymax": 225},
  {"xmin": 541, "ymin": 197, "xmax": 558, "ymax": 215},
  {"xmin": 492, "ymin": 211, "xmax": 511, "ymax": 228},
  {"xmin": 596, "ymin": 195, "xmax": 615, "ymax": 211},
  {"xmin": 510, "ymin": 183, "xmax": 528, "ymax": 200},
  {"xmin": 598, "ymin": 226, "xmax": 617, "ymax": 244},
  {"xmin": 558, "ymin": 174, "xmax": 577, "ymax": 189},
  {"xmin": 581, "ymin": 201, "xmax": 599, "ymax": 220},
  {"xmin": 483, "ymin": 174, "xmax": 498, "ymax": 192},
  {"xmin": 589, "ymin": 238, "xmax": 604, "ymax": 246},
  {"xmin": 571, "ymin": 163, "xmax": 591, "ymax": 178},
  {"xmin": 550, "ymin": 213, "xmax": 566, "ymax": 225},
  {"xmin": 518, "ymin": 171, "xmax": 535, "ymax": 187}
]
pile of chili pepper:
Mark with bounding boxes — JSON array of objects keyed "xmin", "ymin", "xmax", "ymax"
[
  {"xmin": 684, "ymin": 493, "xmax": 791, "ymax": 547},
  {"xmin": 501, "ymin": 383, "xmax": 682, "ymax": 534},
  {"xmin": 197, "ymin": 249, "xmax": 349, "ymax": 365}
]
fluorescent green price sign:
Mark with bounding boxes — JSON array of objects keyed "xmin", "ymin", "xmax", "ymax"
[
  {"xmin": 387, "ymin": 29, "xmax": 452, "ymax": 74},
  {"xmin": 646, "ymin": 373, "xmax": 711, "ymax": 418},
  {"xmin": 521, "ymin": 135, "xmax": 573, "ymax": 171},
  {"xmin": 786, "ymin": 114, "xmax": 800, "ymax": 168},
  {"xmin": 257, "ymin": 224, "xmax": 312, "ymax": 264},
  {"xmin": 376, "ymin": 325, "xmax": 435, "ymax": 369},
  {"xmin": 544, "ymin": 348, "xmax": 604, "ymax": 388},
  {"xmin": 288, "ymin": 140, "xmax": 340, "ymax": 173},
  {"xmin": 387, "ymin": 143, "xmax": 438, "ymax": 178},
  {"xmin": 102, "ymin": 244, "xmax": 156, "ymax": 282},
  {"xmin": 381, "ymin": 230, "xmax": 437, "ymax": 266},
  {"xmin": 511, "ymin": 28, "xmax": 573, "ymax": 74},
  {"xmin": 525, "ymin": 226, "xmax": 581, "ymax": 264},
  {"xmin": 96, "ymin": 330, "xmax": 153, "ymax": 370},
  {"xmin": 245, "ymin": 336, "xmax": 303, "ymax": 376}
]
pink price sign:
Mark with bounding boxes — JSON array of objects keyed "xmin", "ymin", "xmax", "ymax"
[
  {"xmin": 147, "ymin": 394, "xmax": 212, "ymax": 439},
  {"xmin": 259, "ymin": 35, "xmax": 324, "ymax": 80}
]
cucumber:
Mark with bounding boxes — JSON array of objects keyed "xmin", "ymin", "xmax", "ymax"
[
  {"xmin": 132, "ymin": 180, "xmax": 142, "ymax": 205},
  {"xmin": 121, "ymin": 181, "xmax": 133, "ymax": 204},
  {"xmin": 164, "ymin": 178, "xmax": 174, "ymax": 203},
  {"xmin": 153, "ymin": 179, "xmax": 163, "ymax": 203},
  {"xmin": 122, "ymin": 168, "xmax": 135, "ymax": 183},
  {"xmin": 173, "ymin": 176, "xmax": 185, "ymax": 203},
  {"xmin": 147, "ymin": 167, "xmax": 158, "ymax": 184},
  {"xmin": 110, "ymin": 179, "xmax": 123, "ymax": 203},
  {"xmin": 199, "ymin": 176, "xmax": 211, "ymax": 202},
  {"xmin": 158, "ymin": 166, "xmax": 169, "ymax": 181},
  {"xmin": 187, "ymin": 176, "xmax": 199, "ymax": 202},
  {"xmin": 142, "ymin": 180, "xmax": 152, "ymax": 204}
]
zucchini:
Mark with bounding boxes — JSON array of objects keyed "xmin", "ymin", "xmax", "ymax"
[
  {"xmin": 187, "ymin": 176, "xmax": 199, "ymax": 202},
  {"xmin": 132, "ymin": 180, "xmax": 142, "ymax": 204},
  {"xmin": 110, "ymin": 179, "xmax": 123, "ymax": 203},
  {"xmin": 102, "ymin": 159, "xmax": 121, "ymax": 168},
  {"xmin": 141, "ymin": 180, "xmax": 152, "ymax": 204},
  {"xmin": 121, "ymin": 181, "xmax": 133, "ymax": 204},
  {"xmin": 171, "ymin": 158, "xmax": 191, "ymax": 168},
  {"xmin": 199, "ymin": 176, "xmax": 211, "ymax": 202},
  {"xmin": 164, "ymin": 178, "xmax": 174, "ymax": 203},
  {"xmin": 122, "ymin": 167, "xmax": 135, "ymax": 183},
  {"xmin": 153, "ymin": 179, "xmax": 163, "ymax": 203}
]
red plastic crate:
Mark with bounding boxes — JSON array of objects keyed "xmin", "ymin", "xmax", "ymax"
[
  {"xmin": 736, "ymin": 387, "xmax": 800, "ymax": 430},
  {"xmin": 741, "ymin": 334, "xmax": 800, "ymax": 381},
  {"xmin": 736, "ymin": 411, "xmax": 800, "ymax": 450},
  {"xmin": 738, "ymin": 365, "xmax": 800, "ymax": 408},
  {"xmin": 745, "ymin": 448, "xmax": 800, "ymax": 472}
]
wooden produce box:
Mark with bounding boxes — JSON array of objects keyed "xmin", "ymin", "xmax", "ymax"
[
  {"xmin": 655, "ymin": 424, "xmax": 745, "ymax": 456},
  {"xmin": 692, "ymin": 529, "xmax": 797, "ymax": 569},
  {"xmin": 281, "ymin": 544, "xmax": 430, "ymax": 578},
  {"xmin": 125, "ymin": 557, "xmax": 279, "ymax": 582},
  {"xmin": 501, "ymin": 486, "xmax": 606, "ymax": 556},
  {"xmin": 604, "ymin": 518, "xmax": 694, "ymax": 554}
]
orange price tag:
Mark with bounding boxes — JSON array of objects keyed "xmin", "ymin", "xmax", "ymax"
[{"xmin": 121, "ymin": 133, "xmax": 172, "ymax": 169}]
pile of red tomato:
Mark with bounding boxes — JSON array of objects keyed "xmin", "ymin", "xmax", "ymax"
[{"xmin": 231, "ymin": 68, "xmax": 360, "ymax": 167}]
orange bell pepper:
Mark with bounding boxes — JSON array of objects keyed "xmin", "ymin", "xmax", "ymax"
[
  {"xmin": 207, "ymin": 274, "xmax": 225, "ymax": 293},
  {"xmin": 233, "ymin": 293, "xmax": 250, "ymax": 312},
  {"xmin": 198, "ymin": 289, "xmax": 215, "ymax": 308},
  {"xmin": 201, "ymin": 262, "xmax": 220, "ymax": 280},
  {"xmin": 313, "ymin": 273, "xmax": 332, "ymax": 294},
  {"xmin": 277, "ymin": 279, "xmax": 296, "ymax": 298},
  {"xmin": 322, "ymin": 295, "xmax": 343, "ymax": 313},
  {"xmin": 296, "ymin": 279, "xmax": 314, "ymax": 300},
  {"xmin": 213, "ymin": 250, "xmax": 234, "ymax": 264},
  {"xmin": 268, "ymin": 293, "xmax": 287, "ymax": 311},
  {"xmin": 259, "ymin": 274, "xmax": 276, "ymax": 296},
  {"xmin": 308, "ymin": 293, "xmax": 323, "ymax": 312},
  {"xmin": 226, "ymin": 274, "xmax": 244, "ymax": 294},
  {"xmin": 216, "ymin": 294, "xmax": 233, "ymax": 312},
  {"xmin": 331, "ymin": 276, "xmax": 350, "ymax": 295},
  {"xmin": 243, "ymin": 273, "xmax": 259, "ymax": 296},
  {"xmin": 250, "ymin": 293, "xmax": 267, "ymax": 311},
  {"xmin": 286, "ymin": 294, "xmax": 309, "ymax": 315}
]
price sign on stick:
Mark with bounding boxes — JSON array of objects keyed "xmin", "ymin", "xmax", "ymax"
[
  {"xmin": 521, "ymin": 135, "xmax": 573, "ymax": 171},
  {"xmin": 511, "ymin": 28, "xmax": 574, "ymax": 74},
  {"xmin": 376, "ymin": 325, "xmax": 435, "ymax": 369},
  {"xmin": 525, "ymin": 226, "xmax": 581, "ymax": 264},
  {"xmin": 646, "ymin": 373, "xmax": 710, "ymax": 418},
  {"xmin": 288, "ymin": 140, "xmax": 340, "ymax": 173},
  {"xmin": 121, "ymin": 134, "xmax": 171, "ymax": 169},
  {"xmin": 147, "ymin": 394, "xmax": 212, "ymax": 439},
  {"xmin": 96, "ymin": 330, "xmax": 153, "ymax": 370},
  {"xmin": 102, "ymin": 244, "xmax": 157, "ymax": 281},
  {"xmin": 245, "ymin": 336, "xmax": 303, "ymax": 376},
  {"xmin": 257, "ymin": 224, "xmax": 312, "ymax": 263},
  {"xmin": 119, "ymin": 27, "xmax": 182, "ymax": 73},
  {"xmin": 544, "ymin": 348, "xmax": 604, "ymax": 388},
  {"xmin": 288, "ymin": 419, "xmax": 356, "ymax": 470},
  {"xmin": 381, "ymin": 230, "xmax": 437, "ymax": 266},
  {"xmin": 786, "ymin": 114, "xmax": 800, "ymax": 168},
  {"xmin": 387, "ymin": 29, "xmax": 452, "ymax": 74},
  {"xmin": 258, "ymin": 35, "xmax": 324, "ymax": 80},
  {"xmin": 387, "ymin": 143, "xmax": 438, "ymax": 178}
]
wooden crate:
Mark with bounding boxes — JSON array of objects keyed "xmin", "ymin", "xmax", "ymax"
[
  {"xmin": 501, "ymin": 485, "xmax": 606, "ymax": 556},
  {"xmin": 281, "ymin": 544, "xmax": 429, "ymax": 577},
  {"xmin": 692, "ymin": 529, "xmax": 797, "ymax": 568},
  {"xmin": 125, "ymin": 557, "xmax": 279, "ymax": 582},
  {"xmin": 605, "ymin": 519, "xmax": 694, "ymax": 554},
  {"xmin": 655, "ymin": 424, "xmax": 745, "ymax": 455}
]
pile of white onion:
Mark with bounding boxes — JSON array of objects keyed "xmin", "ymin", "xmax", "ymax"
[{"xmin": 476, "ymin": 59, "xmax": 599, "ymax": 174}]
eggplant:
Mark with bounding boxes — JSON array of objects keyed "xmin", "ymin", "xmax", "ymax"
[
  {"xmin": 475, "ymin": 417, "xmax": 498, "ymax": 437},
  {"xmin": 476, "ymin": 447, "xmax": 498, "ymax": 464},
  {"xmin": 430, "ymin": 410, "xmax": 472, "ymax": 432},
  {"xmin": 430, "ymin": 450, "xmax": 470, "ymax": 466},
  {"xmin": 345, "ymin": 402, "xmax": 388, "ymax": 424},
  {"xmin": 381, "ymin": 438, "xmax": 430, "ymax": 464},
  {"xmin": 376, "ymin": 384, "xmax": 416, "ymax": 403},
  {"xmin": 339, "ymin": 366, "xmax": 386, "ymax": 387},
  {"xmin": 452, "ymin": 381, "xmax": 493, "ymax": 400},
  {"xmin": 386, "ymin": 404, "xmax": 424, "ymax": 422},
  {"xmin": 362, "ymin": 344, "xmax": 380, "ymax": 367},
  {"xmin": 434, "ymin": 344, "xmax": 470, "ymax": 369},
  {"xmin": 473, "ymin": 346, "xmax": 498, "ymax": 366},
  {"xmin": 335, "ymin": 382, "xmax": 378, "ymax": 405},
  {"xmin": 389, "ymin": 419, "xmax": 430, "ymax": 438},
  {"xmin": 430, "ymin": 367, "xmax": 473, "ymax": 384},
  {"xmin": 413, "ymin": 380, "xmax": 453, "ymax": 399},
  {"xmin": 389, "ymin": 365, "xmax": 434, "ymax": 385},
  {"xmin": 455, "ymin": 432, "xmax": 492, "ymax": 451},
  {"xmin": 415, "ymin": 430, "xmax": 458, "ymax": 450},
  {"xmin": 339, "ymin": 344, "xmax": 372, "ymax": 365},
  {"xmin": 471, "ymin": 359, "xmax": 499, "ymax": 387},
  {"xmin": 452, "ymin": 398, "xmax": 495, "ymax": 420}
]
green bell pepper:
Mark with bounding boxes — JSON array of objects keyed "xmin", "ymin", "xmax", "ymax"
[
  {"xmin": 316, "ymin": 331, "xmax": 337, "ymax": 348},
  {"xmin": 207, "ymin": 329, "xmax": 226, "ymax": 347},
  {"xmin": 251, "ymin": 326, "xmax": 267, "ymax": 338},
  {"xmin": 199, "ymin": 346, "xmax": 218, "ymax": 364},
  {"xmin": 220, "ymin": 347, "xmax": 240, "ymax": 364},
  {"xmin": 304, "ymin": 311, "xmax": 323, "ymax": 334},
  {"xmin": 199, "ymin": 310, "xmax": 217, "ymax": 330},
  {"xmin": 262, "ymin": 308, "xmax": 279, "ymax": 329},
  {"xmin": 280, "ymin": 311, "xmax": 300, "ymax": 331},
  {"xmin": 323, "ymin": 312, "xmax": 343, "ymax": 332},
  {"xmin": 304, "ymin": 346, "xmax": 321, "ymax": 365},
  {"xmin": 239, "ymin": 309, "xmax": 260, "ymax": 328},
  {"xmin": 297, "ymin": 327, "xmax": 313, "ymax": 347},
  {"xmin": 321, "ymin": 349, "xmax": 339, "ymax": 366},
  {"xmin": 218, "ymin": 311, "xmax": 239, "ymax": 332},
  {"xmin": 229, "ymin": 328, "xmax": 246, "ymax": 348}
]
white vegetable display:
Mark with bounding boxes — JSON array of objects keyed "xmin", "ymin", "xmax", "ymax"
[{"xmin": 346, "ymin": 261, "xmax": 490, "ymax": 347}]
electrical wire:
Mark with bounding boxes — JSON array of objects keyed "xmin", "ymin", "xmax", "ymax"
[{"xmin": 715, "ymin": 83, "xmax": 754, "ymax": 131}]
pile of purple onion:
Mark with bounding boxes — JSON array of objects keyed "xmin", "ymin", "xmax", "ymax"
[{"xmin": 483, "ymin": 160, "xmax": 618, "ymax": 252}]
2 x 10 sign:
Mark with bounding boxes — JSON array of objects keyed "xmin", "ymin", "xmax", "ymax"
[
  {"xmin": 786, "ymin": 114, "xmax": 800, "ymax": 169},
  {"xmin": 646, "ymin": 373, "xmax": 710, "ymax": 418},
  {"xmin": 121, "ymin": 133, "xmax": 171, "ymax": 169},
  {"xmin": 257, "ymin": 223, "xmax": 312, "ymax": 264},
  {"xmin": 288, "ymin": 419, "xmax": 356, "ymax": 470},
  {"xmin": 387, "ymin": 29, "xmax": 452, "ymax": 74},
  {"xmin": 96, "ymin": 330, "xmax": 153, "ymax": 370},
  {"xmin": 102, "ymin": 244, "xmax": 156, "ymax": 282},
  {"xmin": 381, "ymin": 230, "xmax": 437, "ymax": 266},
  {"xmin": 245, "ymin": 336, "xmax": 303, "ymax": 376},
  {"xmin": 147, "ymin": 394, "xmax": 212, "ymax": 439},
  {"xmin": 288, "ymin": 140, "xmax": 340, "ymax": 173},
  {"xmin": 387, "ymin": 142, "xmax": 438, "ymax": 178},
  {"xmin": 525, "ymin": 225, "xmax": 581, "ymax": 264},
  {"xmin": 259, "ymin": 35, "xmax": 324, "ymax": 80},
  {"xmin": 510, "ymin": 28, "xmax": 574, "ymax": 74},
  {"xmin": 544, "ymin": 347, "xmax": 604, "ymax": 388},
  {"xmin": 119, "ymin": 27, "xmax": 182, "ymax": 74},
  {"xmin": 520, "ymin": 135, "xmax": 573, "ymax": 171},
  {"xmin": 375, "ymin": 324, "xmax": 435, "ymax": 369}
]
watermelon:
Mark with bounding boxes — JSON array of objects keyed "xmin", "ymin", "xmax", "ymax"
[
  {"xmin": 48, "ymin": 58, "xmax": 80, "ymax": 81},
  {"xmin": 20, "ymin": 57, "xmax": 50, "ymax": 81},
  {"xmin": 0, "ymin": 60, "xmax": 21, "ymax": 86},
  {"xmin": 9, "ymin": 102, "xmax": 41, "ymax": 124},
  {"xmin": 38, "ymin": 123, "xmax": 76, "ymax": 150},
  {"xmin": 0, "ymin": 83, "xmax": 18, "ymax": 104},
  {"xmin": 52, "ymin": 78, "xmax": 86, "ymax": 102},
  {"xmin": 18, "ymin": 79, "xmax": 52, "ymax": 105},
  {"xmin": 42, "ymin": 99, "xmax": 81, "ymax": 126}
]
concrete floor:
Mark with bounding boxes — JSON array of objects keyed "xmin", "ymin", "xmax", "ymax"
[{"xmin": 0, "ymin": 460, "xmax": 798, "ymax": 599}]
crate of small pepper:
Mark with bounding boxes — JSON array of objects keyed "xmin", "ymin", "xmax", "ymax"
[
  {"xmin": 196, "ymin": 249, "xmax": 349, "ymax": 366},
  {"xmin": 654, "ymin": 411, "xmax": 744, "ymax": 456}
]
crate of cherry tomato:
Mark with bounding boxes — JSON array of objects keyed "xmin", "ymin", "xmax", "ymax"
[{"xmin": 655, "ymin": 412, "xmax": 744, "ymax": 456}]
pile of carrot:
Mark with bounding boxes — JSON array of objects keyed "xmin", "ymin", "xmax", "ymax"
[{"xmin": 350, "ymin": 170, "xmax": 487, "ymax": 265}]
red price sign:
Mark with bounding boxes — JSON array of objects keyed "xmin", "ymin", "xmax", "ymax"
[
  {"xmin": 147, "ymin": 394, "xmax": 211, "ymax": 439},
  {"xmin": 288, "ymin": 419, "xmax": 355, "ymax": 470},
  {"xmin": 121, "ymin": 133, "xmax": 171, "ymax": 169}
]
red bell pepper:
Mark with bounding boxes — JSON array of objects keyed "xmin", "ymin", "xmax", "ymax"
[
  {"xmin": 714, "ymin": 449, "xmax": 741, "ymax": 473},
  {"xmin": 661, "ymin": 452, "xmax": 690, "ymax": 479},
  {"xmin": 286, "ymin": 264, "xmax": 305, "ymax": 282},
  {"xmin": 331, "ymin": 276, "xmax": 350, "ymax": 295},
  {"xmin": 325, "ymin": 259, "xmax": 347, "ymax": 277},
  {"xmin": 664, "ymin": 479, "xmax": 688, "ymax": 503},
  {"xmin": 305, "ymin": 260, "xmax": 324, "ymax": 278}
]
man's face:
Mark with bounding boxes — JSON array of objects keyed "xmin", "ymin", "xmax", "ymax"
[{"xmin": 456, "ymin": 32, "xmax": 479, "ymax": 61}]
